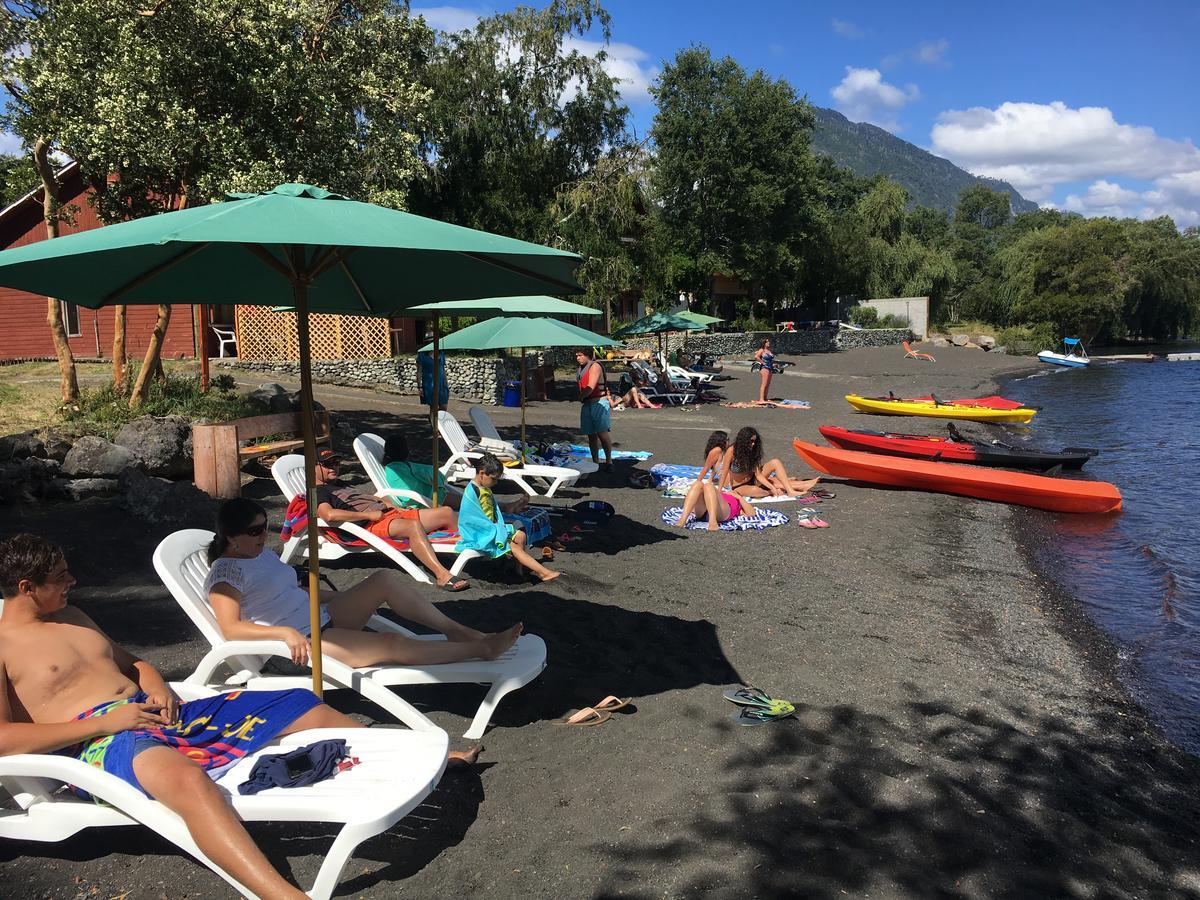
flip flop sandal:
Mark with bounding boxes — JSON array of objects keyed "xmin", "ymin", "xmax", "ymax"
[
  {"xmin": 794, "ymin": 494, "xmax": 823, "ymax": 504},
  {"xmin": 722, "ymin": 688, "xmax": 794, "ymax": 716},
  {"xmin": 549, "ymin": 539, "xmax": 568, "ymax": 552},
  {"xmin": 439, "ymin": 578, "xmax": 470, "ymax": 592},
  {"xmin": 796, "ymin": 516, "xmax": 819, "ymax": 529},
  {"xmin": 592, "ymin": 695, "xmax": 633, "ymax": 713},
  {"xmin": 731, "ymin": 706, "xmax": 796, "ymax": 726},
  {"xmin": 800, "ymin": 509, "xmax": 830, "ymax": 528},
  {"xmin": 811, "ymin": 489, "xmax": 836, "ymax": 499},
  {"xmin": 557, "ymin": 533, "xmax": 576, "ymax": 544},
  {"xmin": 541, "ymin": 546, "xmax": 555, "ymax": 562},
  {"xmin": 554, "ymin": 707, "xmax": 611, "ymax": 726}
]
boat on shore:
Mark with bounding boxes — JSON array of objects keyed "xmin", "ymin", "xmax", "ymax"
[
  {"xmin": 818, "ymin": 425, "xmax": 1097, "ymax": 471},
  {"xmin": 793, "ymin": 439, "xmax": 1121, "ymax": 514},
  {"xmin": 845, "ymin": 393, "xmax": 1038, "ymax": 424},
  {"xmin": 1038, "ymin": 337, "xmax": 1090, "ymax": 368}
]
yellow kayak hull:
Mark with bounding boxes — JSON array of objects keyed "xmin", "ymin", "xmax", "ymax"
[{"xmin": 845, "ymin": 394, "xmax": 1038, "ymax": 423}]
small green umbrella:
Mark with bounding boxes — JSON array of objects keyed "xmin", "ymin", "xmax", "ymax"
[
  {"xmin": 422, "ymin": 316, "xmax": 619, "ymax": 451},
  {"xmin": 0, "ymin": 183, "xmax": 582, "ymax": 696},
  {"xmin": 610, "ymin": 311, "xmax": 707, "ymax": 338},
  {"xmin": 677, "ymin": 310, "xmax": 723, "ymax": 326}
]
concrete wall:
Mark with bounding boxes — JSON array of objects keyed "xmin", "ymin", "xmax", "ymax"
[{"xmin": 861, "ymin": 297, "xmax": 929, "ymax": 338}]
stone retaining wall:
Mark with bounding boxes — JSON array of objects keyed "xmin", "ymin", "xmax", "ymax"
[
  {"xmin": 620, "ymin": 327, "xmax": 911, "ymax": 356},
  {"xmin": 215, "ymin": 355, "xmax": 531, "ymax": 405},
  {"xmin": 835, "ymin": 328, "xmax": 914, "ymax": 349}
]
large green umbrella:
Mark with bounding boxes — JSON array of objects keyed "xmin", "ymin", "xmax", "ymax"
[
  {"xmin": 0, "ymin": 183, "xmax": 581, "ymax": 695},
  {"xmin": 410, "ymin": 295, "xmax": 601, "ymax": 317},
  {"xmin": 421, "ymin": 316, "xmax": 618, "ymax": 451},
  {"xmin": 676, "ymin": 310, "xmax": 723, "ymax": 326},
  {"xmin": 611, "ymin": 311, "xmax": 707, "ymax": 361}
]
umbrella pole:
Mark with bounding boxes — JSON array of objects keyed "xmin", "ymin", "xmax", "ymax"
[
  {"xmin": 293, "ymin": 277, "xmax": 324, "ymax": 697},
  {"xmin": 431, "ymin": 320, "xmax": 440, "ymax": 506},
  {"xmin": 520, "ymin": 350, "xmax": 527, "ymax": 453}
]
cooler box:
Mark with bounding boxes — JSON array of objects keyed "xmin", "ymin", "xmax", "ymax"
[
  {"xmin": 509, "ymin": 508, "xmax": 552, "ymax": 545},
  {"xmin": 502, "ymin": 381, "xmax": 521, "ymax": 407}
]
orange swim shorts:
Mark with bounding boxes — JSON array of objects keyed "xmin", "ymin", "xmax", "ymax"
[{"xmin": 364, "ymin": 507, "xmax": 419, "ymax": 539}]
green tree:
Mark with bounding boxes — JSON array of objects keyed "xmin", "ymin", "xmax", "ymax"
[
  {"xmin": 948, "ymin": 185, "xmax": 1012, "ymax": 324},
  {"xmin": 411, "ymin": 0, "xmax": 626, "ymax": 243},
  {"xmin": 649, "ymin": 46, "xmax": 820, "ymax": 311},
  {"xmin": 954, "ymin": 183, "xmax": 1011, "ymax": 230},
  {"xmin": 1121, "ymin": 217, "xmax": 1200, "ymax": 339},
  {"xmin": 0, "ymin": 151, "xmax": 38, "ymax": 206}
]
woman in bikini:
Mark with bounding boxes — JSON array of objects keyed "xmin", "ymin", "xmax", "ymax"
[
  {"xmin": 675, "ymin": 478, "xmax": 751, "ymax": 531},
  {"xmin": 697, "ymin": 430, "xmax": 729, "ymax": 483},
  {"xmin": 719, "ymin": 426, "xmax": 818, "ymax": 498}
]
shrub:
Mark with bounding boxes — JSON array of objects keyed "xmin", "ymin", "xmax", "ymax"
[
  {"xmin": 997, "ymin": 324, "xmax": 1057, "ymax": 355},
  {"xmin": 879, "ymin": 314, "xmax": 909, "ymax": 329},
  {"xmin": 848, "ymin": 306, "xmax": 879, "ymax": 327}
]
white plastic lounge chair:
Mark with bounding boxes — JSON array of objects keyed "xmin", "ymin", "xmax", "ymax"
[
  {"xmin": 628, "ymin": 360, "xmax": 694, "ymax": 405},
  {"xmin": 154, "ymin": 529, "xmax": 548, "ymax": 739},
  {"xmin": 271, "ymin": 454, "xmax": 477, "ymax": 584},
  {"xmin": 437, "ymin": 411, "xmax": 582, "ymax": 497},
  {"xmin": 466, "ymin": 407, "xmax": 598, "ymax": 475},
  {"xmin": 353, "ymin": 432, "xmax": 465, "ymax": 505},
  {"xmin": 0, "ymin": 678, "xmax": 450, "ymax": 900},
  {"xmin": 658, "ymin": 351, "xmax": 715, "ymax": 384}
]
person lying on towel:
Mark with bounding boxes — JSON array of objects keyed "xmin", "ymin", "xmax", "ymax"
[
  {"xmin": 313, "ymin": 448, "xmax": 468, "ymax": 591},
  {"xmin": 457, "ymin": 453, "xmax": 561, "ymax": 583},
  {"xmin": 208, "ymin": 498, "xmax": 523, "ymax": 667},
  {"xmin": 0, "ymin": 534, "xmax": 481, "ymax": 900},
  {"xmin": 380, "ymin": 433, "xmax": 528, "ymax": 516}
]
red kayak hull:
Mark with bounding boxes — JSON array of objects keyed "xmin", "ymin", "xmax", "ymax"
[
  {"xmin": 793, "ymin": 440, "xmax": 1121, "ymax": 514},
  {"xmin": 819, "ymin": 425, "xmax": 980, "ymax": 462}
]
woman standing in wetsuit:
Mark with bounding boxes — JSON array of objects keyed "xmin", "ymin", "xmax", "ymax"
[{"xmin": 754, "ymin": 339, "xmax": 775, "ymax": 403}]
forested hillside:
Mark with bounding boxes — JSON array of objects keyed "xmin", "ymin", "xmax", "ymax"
[{"xmin": 810, "ymin": 106, "xmax": 1038, "ymax": 215}]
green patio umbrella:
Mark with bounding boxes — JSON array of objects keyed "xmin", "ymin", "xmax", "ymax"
[
  {"xmin": 421, "ymin": 316, "xmax": 618, "ymax": 451},
  {"xmin": 611, "ymin": 311, "xmax": 707, "ymax": 360},
  {"xmin": 409, "ymin": 295, "xmax": 601, "ymax": 317},
  {"xmin": 0, "ymin": 182, "xmax": 581, "ymax": 695},
  {"xmin": 676, "ymin": 310, "xmax": 723, "ymax": 326}
]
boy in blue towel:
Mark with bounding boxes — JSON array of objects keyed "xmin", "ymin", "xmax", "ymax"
[{"xmin": 457, "ymin": 454, "xmax": 561, "ymax": 582}]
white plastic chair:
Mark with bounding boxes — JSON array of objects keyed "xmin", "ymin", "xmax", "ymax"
[
  {"xmin": 352, "ymin": 432, "xmax": 465, "ymax": 506},
  {"xmin": 657, "ymin": 351, "xmax": 714, "ymax": 384},
  {"xmin": 154, "ymin": 529, "xmax": 547, "ymax": 739},
  {"xmin": 466, "ymin": 407, "xmax": 598, "ymax": 475},
  {"xmin": 209, "ymin": 324, "xmax": 237, "ymax": 358},
  {"xmin": 437, "ymin": 411, "xmax": 583, "ymax": 497},
  {"xmin": 271, "ymin": 455, "xmax": 477, "ymax": 583},
  {"xmin": 0, "ymin": 678, "xmax": 450, "ymax": 900},
  {"xmin": 628, "ymin": 360, "xmax": 694, "ymax": 405}
]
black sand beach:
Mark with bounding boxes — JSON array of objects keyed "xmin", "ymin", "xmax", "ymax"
[{"xmin": 3, "ymin": 345, "xmax": 1199, "ymax": 898}]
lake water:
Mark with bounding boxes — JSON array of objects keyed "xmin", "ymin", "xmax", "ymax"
[{"xmin": 1005, "ymin": 351, "xmax": 1200, "ymax": 753}]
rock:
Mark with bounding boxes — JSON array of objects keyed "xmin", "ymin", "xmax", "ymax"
[
  {"xmin": 41, "ymin": 428, "xmax": 75, "ymax": 462},
  {"xmin": 0, "ymin": 430, "xmax": 46, "ymax": 461},
  {"xmin": 991, "ymin": 345, "xmax": 1007, "ymax": 355},
  {"xmin": 65, "ymin": 477, "xmax": 119, "ymax": 501},
  {"xmin": 268, "ymin": 392, "xmax": 298, "ymax": 413},
  {"xmin": 932, "ymin": 337, "xmax": 950, "ymax": 348},
  {"xmin": 964, "ymin": 341, "xmax": 981, "ymax": 350},
  {"xmin": 0, "ymin": 458, "xmax": 65, "ymax": 504},
  {"xmin": 249, "ymin": 383, "xmax": 289, "ymax": 409},
  {"xmin": 951, "ymin": 333, "xmax": 970, "ymax": 347},
  {"xmin": 978, "ymin": 335, "xmax": 996, "ymax": 350},
  {"xmin": 62, "ymin": 435, "xmax": 135, "ymax": 478},
  {"xmin": 115, "ymin": 415, "xmax": 193, "ymax": 478},
  {"xmin": 117, "ymin": 468, "xmax": 218, "ymax": 527}
]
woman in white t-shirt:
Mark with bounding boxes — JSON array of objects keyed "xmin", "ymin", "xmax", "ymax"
[{"xmin": 205, "ymin": 499, "xmax": 522, "ymax": 670}]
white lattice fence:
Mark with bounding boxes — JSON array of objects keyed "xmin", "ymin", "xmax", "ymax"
[{"xmin": 235, "ymin": 306, "xmax": 391, "ymax": 361}]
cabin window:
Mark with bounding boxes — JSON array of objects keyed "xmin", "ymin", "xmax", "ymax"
[{"xmin": 61, "ymin": 301, "xmax": 81, "ymax": 337}]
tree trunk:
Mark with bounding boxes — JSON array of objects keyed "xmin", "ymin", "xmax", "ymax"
[
  {"xmin": 113, "ymin": 306, "xmax": 128, "ymax": 393},
  {"xmin": 129, "ymin": 304, "xmax": 171, "ymax": 408},
  {"xmin": 32, "ymin": 138, "xmax": 79, "ymax": 404}
]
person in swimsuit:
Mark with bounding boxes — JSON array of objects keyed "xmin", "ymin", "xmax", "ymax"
[
  {"xmin": 207, "ymin": 498, "xmax": 524, "ymax": 669},
  {"xmin": 611, "ymin": 385, "xmax": 660, "ymax": 409},
  {"xmin": 697, "ymin": 430, "xmax": 729, "ymax": 483},
  {"xmin": 0, "ymin": 533, "xmax": 481, "ymax": 900},
  {"xmin": 674, "ymin": 478, "xmax": 751, "ymax": 531},
  {"xmin": 719, "ymin": 426, "xmax": 819, "ymax": 498},
  {"xmin": 753, "ymin": 339, "xmax": 775, "ymax": 403}
]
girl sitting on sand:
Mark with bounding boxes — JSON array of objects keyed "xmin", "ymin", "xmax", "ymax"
[
  {"xmin": 674, "ymin": 478, "xmax": 751, "ymax": 531},
  {"xmin": 719, "ymin": 426, "xmax": 819, "ymax": 499},
  {"xmin": 457, "ymin": 453, "xmax": 561, "ymax": 583},
  {"xmin": 697, "ymin": 430, "xmax": 729, "ymax": 483}
]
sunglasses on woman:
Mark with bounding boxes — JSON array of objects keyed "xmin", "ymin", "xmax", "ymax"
[{"xmin": 241, "ymin": 521, "xmax": 270, "ymax": 537}]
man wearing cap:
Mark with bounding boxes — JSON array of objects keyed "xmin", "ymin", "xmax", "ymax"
[{"xmin": 313, "ymin": 450, "xmax": 469, "ymax": 591}]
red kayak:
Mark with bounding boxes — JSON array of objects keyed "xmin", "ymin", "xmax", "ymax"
[
  {"xmin": 818, "ymin": 425, "xmax": 1097, "ymax": 471},
  {"xmin": 793, "ymin": 439, "xmax": 1121, "ymax": 514},
  {"xmin": 872, "ymin": 392, "xmax": 1027, "ymax": 410}
]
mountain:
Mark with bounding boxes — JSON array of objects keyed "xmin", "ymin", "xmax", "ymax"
[{"xmin": 809, "ymin": 106, "xmax": 1039, "ymax": 216}]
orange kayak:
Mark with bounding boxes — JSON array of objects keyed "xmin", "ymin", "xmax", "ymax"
[{"xmin": 792, "ymin": 440, "xmax": 1121, "ymax": 514}]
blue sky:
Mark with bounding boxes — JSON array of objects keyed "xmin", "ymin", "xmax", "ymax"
[{"xmin": 416, "ymin": 0, "xmax": 1200, "ymax": 225}]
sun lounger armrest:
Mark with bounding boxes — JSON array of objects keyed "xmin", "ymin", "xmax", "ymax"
[
  {"xmin": 439, "ymin": 450, "xmax": 480, "ymax": 474},
  {"xmin": 185, "ymin": 639, "xmax": 304, "ymax": 685}
]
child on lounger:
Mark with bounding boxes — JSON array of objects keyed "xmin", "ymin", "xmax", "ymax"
[
  {"xmin": 675, "ymin": 478, "xmax": 751, "ymax": 530},
  {"xmin": 458, "ymin": 453, "xmax": 561, "ymax": 582}
]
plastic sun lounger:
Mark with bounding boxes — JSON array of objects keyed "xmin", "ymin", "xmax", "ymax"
[
  {"xmin": 0, "ymin": 676, "xmax": 450, "ymax": 900},
  {"xmin": 657, "ymin": 351, "xmax": 715, "ymax": 384},
  {"xmin": 465, "ymin": 407, "xmax": 598, "ymax": 475},
  {"xmin": 271, "ymin": 455, "xmax": 477, "ymax": 584},
  {"xmin": 154, "ymin": 529, "xmax": 547, "ymax": 740},
  {"xmin": 627, "ymin": 361, "xmax": 694, "ymax": 405},
  {"xmin": 903, "ymin": 340, "xmax": 936, "ymax": 362},
  {"xmin": 437, "ymin": 411, "xmax": 582, "ymax": 497}
]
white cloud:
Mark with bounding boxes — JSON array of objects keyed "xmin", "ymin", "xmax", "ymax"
[
  {"xmin": 411, "ymin": 5, "xmax": 657, "ymax": 105},
  {"xmin": 930, "ymin": 101, "xmax": 1200, "ymax": 225},
  {"xmin": 831, "ymin": 18, "xmax": 863, "ymax": 38},
  {"xmin": 0, "ymin": 131, "xmax": 24, "ymax": 156},
  {"xmin": 882, "ymin": 38, "xmax": 950, "ymax": 69},
  {"xmin": 830, "ymin": 67, "xmax": 919, "ymax": 133}
]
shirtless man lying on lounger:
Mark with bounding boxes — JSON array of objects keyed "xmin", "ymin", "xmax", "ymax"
[{"xmin": 0, "ymin": 533, "xmax": 478, "ymax": 900}]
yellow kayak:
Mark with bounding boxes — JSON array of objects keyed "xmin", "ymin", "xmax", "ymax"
[{"xmin": 845, "ymin": 394, "xmax": 1038, "ymax": 424}]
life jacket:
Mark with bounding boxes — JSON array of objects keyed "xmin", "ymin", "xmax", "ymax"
[{"xmin": 577, "ymin": 360, "xmax": 609, "ymax": 401}]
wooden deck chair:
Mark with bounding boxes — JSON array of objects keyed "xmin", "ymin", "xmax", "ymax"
[
  {"xmin": 271, "ymin": 454, "xmax": 477, "ymax": 584},
  {"xmin": 437, "ymin": 411, "xmax": 582, "ymax": 497},
  {"xmin": 0, "ymin": 676, "xmax": 451, "ymax": 900},
  {"xmin": 465, "ymin": 408, "xmax": 598, "ymax": 475},
  {"xmin": 903, "ymin": 340, "xmax": 936, "ymax": 362},
  {"xmin": 154, "ymin": 529, "xmax": 547, "ymax": 739}
]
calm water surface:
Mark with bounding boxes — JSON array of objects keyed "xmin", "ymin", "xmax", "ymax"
[{"xmin": 1006, "ymin": 351, "xmax": 1200, "ymax": 753}]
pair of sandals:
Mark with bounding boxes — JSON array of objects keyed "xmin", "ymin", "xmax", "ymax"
[
  {"xmin": 724, "ymin": 686, "xmax": 796, "ymax": 726},
  {"xmin": 554, "ymin": 695, "xmax": 633, "ymax": 726},
  {"xmin": 796, "ymin": 508, "xmax": 829, "ymax": 529}
]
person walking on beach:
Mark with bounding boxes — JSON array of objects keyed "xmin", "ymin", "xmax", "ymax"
[
  {"xmin": 754, "ymin": 338, "xmax": 776, "ymax": 403},
  {"xmin": 576, "ymin": 347, "xmax": 613, "ymax": 471}
]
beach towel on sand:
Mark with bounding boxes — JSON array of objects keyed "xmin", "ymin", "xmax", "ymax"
[
  {"xmin": 721, "ymin": 400, "xmax": 810, "ymax": 410},
  {"xmin": 661, "ymin": 506, "xmax": 789, "ymax": 531},
  {"xmin": 60, "ymin": 688, "xmax": 322, "ymax": 801}
]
